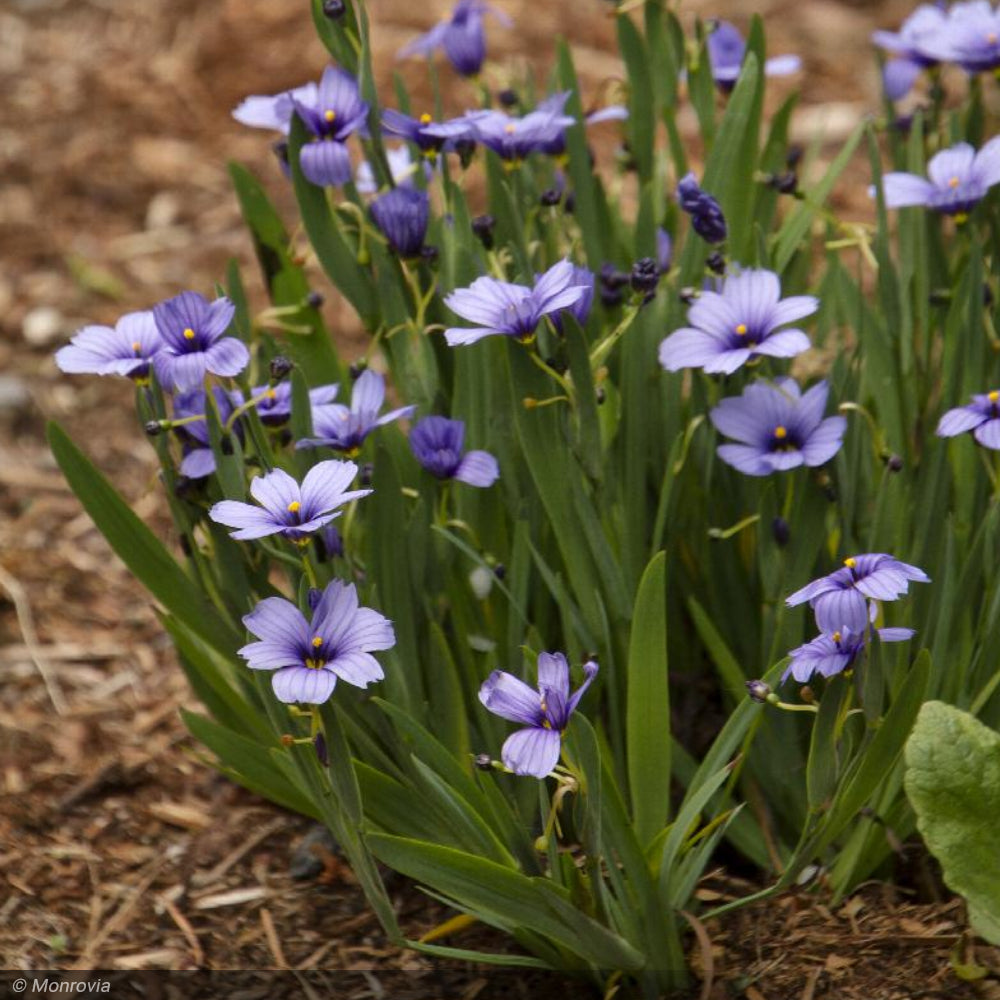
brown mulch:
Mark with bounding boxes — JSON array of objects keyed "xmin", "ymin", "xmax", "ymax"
[{"xmin": 2, "ymin": 0, "xmax": 998, "ymax": 995}]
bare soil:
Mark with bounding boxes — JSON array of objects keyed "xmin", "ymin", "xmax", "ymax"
[{"xmin": 2, "ymin": 0, "xmax": 999, "ymax": 995}]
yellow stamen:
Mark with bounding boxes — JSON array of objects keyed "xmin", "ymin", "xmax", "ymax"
[
  {"xmin": 304, "ymin": 657, "xmax": 323, "ymax": 670},
  {"xmin": 288, "ymin": 500, "xmax": 301, "ymax": 513},
  {"xmin": 774, "ymin": 425, "xmax": 788, "ymax": 440},
  {"xmin": 504, "ymin": 123, "xmax": 517, "ymax": 135},
  {"xmin": 131, "ymin": 340, "xmax": 142, "ymax": 354},
  {"xmin": 312, "ymin": 636, "xmax": 323, "ymax": 648},
  {"xmin": 266, "ymin": 388, "xmax": 277, "ymax": 399},
  {"xmin": 183, "ymin": 327, "xmax": 196, "ymax": 340},
  {"xmin": 735, "ymin": 323, "xmax": 748, "ymax": 336},
  {"xmin": 419, "ymin": 112, "xmax": 432, "ymax": 125},
  {"xmin": 844, "ymin": 557, "xmax": 857, "ymax": 569},
  {"xmin": 955, "ymin": 212, "xmax": 969, "ymax": 225},
  {"xmin": 948, "ymin": 176, "xmax": 960, "ymax": 189},
  {"xmin": 324, "ymin": 109, "xmax": 336, "ymax": 123},
  {"xmin": 832, "ymin": 631, "xmax": 842, "ymax": 643},
  {"xmin": 990, "ymin": 390, "xmax": 1000, "ymax": 404}
]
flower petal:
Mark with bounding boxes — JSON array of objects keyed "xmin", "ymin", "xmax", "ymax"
[
  {"xmin": 454, "ymin": 450, "xmax": 499, "ymax": 487},
  {"xmin": 479, "ymin": 670, "xmax": 543, "ymax": 725},
  {"xmin": 272, "ymin": 666, "xmax": 337, "ymax": 704},
  {"xmin": 501, "ymin": 726, "xmax": 562, "ymax": 778}
]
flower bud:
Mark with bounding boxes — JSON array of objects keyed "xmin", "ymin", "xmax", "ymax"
[
  {"xmin": 498, "ymin": 89, "xmax": 519, "ymax": 108},
  {"xmin": 349, "ymin": 359, "xmax": 368, "ymax": 380},
  {"xmin": 772, "ymin": 516, "xmax": 790, "ymax": 547},
  {"xmin": 474, "ymin": 753, "xmax": 494, "ymax": 770},
  {"xmin": 471, "ymin": 214, "xmax": 496, "ymax": 250},
  {"xmin": 540, "ymin": 187, "xmax": 562, "ymax": 207},
  {"xmin": 746, "ymin": 679, "xmax": 772, "ymax": 703},
  {"xmin": 705, "ymin": 250, "xmax": 726, "ymax": 275},
  {"xmin": 314, "ymin": 733, "xmax": 329, "ymax": 767},
  {"xmin": 269, "ymin": 355, "xmax": 294, "ymax": 381},
  {"xmin": 144, "ymin": 420, "xmax": 164, "ymax": 437},
  {"xmin": 630, "ymin": 256, "xmax": 660, "ymax": 294},
  {"xmin": 306, "ymin": 290, "xmax": 325, "ymax": 309},
  {"xmin": 322, "ymin": 0, "xmax": 346, "ymax": 18}
]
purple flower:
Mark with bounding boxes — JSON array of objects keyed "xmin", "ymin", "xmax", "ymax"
[
  {"xmin": 710, "ymin": 378, "xmax": 846, "ymax": 477},
  {"xmin": 871, "ymin": 4, "xmax": 946, "ymax": 100},
  {"xmin": 381, "ymin": 109, "xmax": 476, "ymax": 156},
  {"xmin": 297, "ymin": 370, "xmax": 416, "ymax": 456},
  {"xmin": 706, "ymin": 20, "xmax": 801, "ymax": 91},
  {"xmin": 479, "ymin": 653, "xmax": 598, "ymax": 778},
  {"xmin": 398, "ymin": 0, "xmax": 512, "ymax": 77},
  {"xmin": 292, "ymin": 67, "xmax": 370, "ymax": 187},
  {"xmin": 171, "ymin": 387, "xmax": 245, "ymax": 479},
  {"xmin": 656, "ymin": 228, "xmax": 673, "ymax": 274},
  {"xmin": 239, "ymin": 580, "xmax": 394, "ymax": 704},
  {"xmin": 356, "ymin": 146, "xmax": 427, "ymax": 195},
  {"xmin": 677, "ymin": 173, "xmax": 728, "ymax": 244},
  {"xmin": 918, "ymin": 1, "xmax": 1000, "ymax": 73},
  {"xmin": 782, "ymin": 625, "xmax": 915, "ymax": 684},
  {"xmin": 659, "ymin": 268, "xmax": 816, "ymax": 374},
  {"xmin": 409, "ymin": 416, "xmax": 499, "ymax": 486},
  {"xmin": 872, "ymin": 139, "xmax": 1000, "ymax": 217},
  {"xmin": 55, "ymin": 310, "xmax": 163, "ymax": 383},
  {"xmin": 232, "ymin": 82, "xmax": 319, "ymax": 134},
  {"xmin": 152, "ymin": 292, "xmax": 248, "ymax": 392},
  {"xmin": 252, "ymin": 381, "xmax": 340, "ymax": 427},
  {"xmin": 535, "ymin": 102, "xmax": 629, "ymax": 158},
  {"xmin": 466, "ymin": 93, "xmax": 576, "ymax": 162},
  {"xmin": 937, "ymin": 389, "xmax": 1000, "ymax": 448},
  {"xmin": 370, "ymin": 186, "xmax": 430, "ymax": 258},
  {"xmin": 210, "ymin": 461, "xmax": 371, "ymax": 542},
  {"xmin": 443, "ymin": 259, "xmax": 590, "ymax": 346},
  {"xmin": 786, "ymin": 554, "xmax": 930, "ymax": 635}
]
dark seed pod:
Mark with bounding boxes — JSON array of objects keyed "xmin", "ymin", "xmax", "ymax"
[
  {"xmin": 772, "ymin": 516, "xmax": 790, "ymax": 547},
  {"xmin": 630, "ymin": 256, "xmax": 659, "ymax": 294},
  {"xmin": 471, "ymin": 214, "xmax": 496, "ymax": 250},
  {"xmin": 474, "ymin": 753, "xmax": 493, "ymax": 771},
  {"xmin": 269, "ymin": 355, "xmax": 294, "ymax": 381},
  {"xmin": 540, "ymin": 187, "xmax": 562, "ymax": 207},
  {"xmin": 322, "ymin": 0, "xmax": 346, "ymax": 19},
  {"xmin": 497, "ymin": 88, "xmax": 519, "ymax": 108},
  {"xmin": 306, "ymin": 290, "xmax": 325, "ymax": 309}
]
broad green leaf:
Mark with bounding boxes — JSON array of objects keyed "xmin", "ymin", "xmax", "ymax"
[{"xmin": 905, "ymin": 701, "xmax": 1000, "ymax": 944}]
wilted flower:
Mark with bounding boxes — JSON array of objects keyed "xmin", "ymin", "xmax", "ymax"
[
  {"xmin": 398, "ymin": 0, "xmax": 511, "ymax": 77},
  {"xmin": 710, "ymin": 378, "xmax": 846, "ymax": 477},
  {"xmin": 55, "ymin": 310, "xmax": 163, "ymax": 383},
  {"xmin": 706, "ymin": 20, "xmax": 800, "ymax": 90},
  {"xmin": 409, "ymin": 416, "xmax": 499, "ymax": 486},
  {"xmin": 918, "ymin": 0, "xmax": 1000, "ymax": 73},
  {"xmin": 466, "ymin": 93, "xmax": 576, "ymax": 162},
  {"xmin": 171, "ymin": 387, "xmax": 245, "ymax": 479},
  {"xmin": 479, "ymin": 653, "xmax": 598, "ymax": 778},
  {"xmin": 252, "ymin": 381, "xmax": 340, "ymax": 427},
  {"xmin": 782, "ymin": 625, "xmax": 915, "ymax": 684},
  {"xmin": 658, "ymin": 268, "xmax": 816, "ymax": 374},
  {"xmin": 936, "ymin": 389, "xmax": 1000, "ymax": 449},
  {"xmin": 291, "ymin": 67, "xmax": 370, "ymax": 187},
  {"xmin": 209, "ymin": 461, "xmax": 371, "ymax": 542},
  {"xmin": 232, "ymin": 82, "xmax": 318, "ymax": 134},
  {"xmin": 676, "ymin": 173, "xmax": 728, "ymax": 244},
  {"xmin": 239, "ymin": 580, "xmax": 394, "ymax": 704},
  {"xmin": 152, "ymin": 292, "xmax": 248, "ymax": 392},
  {"xmin": 871, "ymin": 4, "xmax": 946, "ymax": 100},
  {"xmin": 872, "ymin": 138, "xmax": 1000, "ymax": 217},
  {"xmin": 786, "ymin": 553, "xmax": 930, "ymax": 634},
  {"xmin": 298, "ymin": 369, "xmax": 415, "ymax": 455},
  {"xmin": 443, "ymin": 260, "xmax": 590, "ymax": 346},
  {"xmin": 370, "ymin": 186, "xmax": 430, "ymax": 258}
]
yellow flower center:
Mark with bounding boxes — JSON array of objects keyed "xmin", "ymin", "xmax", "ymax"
[
  {"xmin": 419, "ymin": 112, "xmax": 432, "ymax": 125},
  {"xmin": 312, "ymin": 635, "xmax": 323, "ymax": 648},
  {"xmin": 504, "ymin": 123, "xmax": 517, "ymax": 135},
  {"xmin": 288, "ymin": 500, "xmax": 301, "ymax": 513},
  {"xmin": 324, "ymin": 109, "xmax": 336, "ymax": 123},
  {"xmin": 266, "ymin": 388, "xmax": 276, "ymax": 399},
  {"xmin": 735, "ymin": 323, "xmax": 748, "ymax": 336},
  {"xmin": 844, "ymin": 557, "xmax": 857, "ymax": 569},
  {"xmin": 832, "ymin": 631, "xmax": 842, "ymax": 643},
  {"xmin": 304, "ymin": 657, "xmax": 323, "ymax": 670},
  {"xmin": 948, "ymin": 176, "xmax": 960, "ymax": 189},
  {"xmin": 990, "ymin": 391, "xmax": 1000, "ymax": 404},
  {"xmin": 183, "ymin": 327, "xmax": 196, "ymax": 340},
  {"xmin": 954, "ymin": 212, "xmax": 969, "ymax": 225},
  {"xmin": 131, "ymin": 340, "xmax": 142, "ymax": 354},
  {"xmin": 774, "ymin": 425, "xmax": 788, "ymax": 440}
]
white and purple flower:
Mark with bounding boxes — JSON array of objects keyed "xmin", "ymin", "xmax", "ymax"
[
  {"xmin": 152, "ymin": 292, "xmax": 248, "ymax": 393},
  {"xmin": 55, "ymin": 310, "xmax": 163, "ymax": 384},
  {"xmin": 917, "ymin": 0, "xmax": 1000, "ymax": 73},
  {"xmin": 398, "ymin": 0, "xmax": 511, "ymax": 77},
  {"xmin": 786, "ymin": 553, "xmax": 930, "ymax": 635},
  {"xmin": 232, "ymin": 82, "xmax": 319, "ymax": 135},
  {"xmin": 171, "ymin": 387, "xmax": 245, "ymax": 479},
  {"xmin": 409, "ymin": 416, "xmax": 499, "ymax": 487},
  {"xmin": 252, "ymin": 381, "xmax": 340, "ymax": 427},
  {"xmin": 936, "ymin": 389, "xmax": 1000, "ymax": 449},
  {"xmin": 466, "ymin": 93, "xmax": 576, "ymax": 162},
  {"xmin": 710, "ymin": 378, "xmax": 846, "ymax": 477},
  {"xmin": 298, "ymin": 369, "xmax": 415, "ymax": 456},
  {"xmin": 210, "ymin": 461, "xmax": 371, "ymax": 542},
  {"xmin": 370, "ymin": 186, "xmax": 430, "ymax": 258},
  {"xmin": 871, "ymin": 4, "xmax": 946, "ymax": 100},
  {"xmin": 443, "ymin": 259, "xmax": 590, "ymax": 346},
  {"xmin": 292, "ymin": 67, "xmax": 370, "ymax": 187},
  {"xmin": 782, "ymin": 625, "xmax": 915, "ymax": 684},
  {"xmin": 706, "ymin": 20, "xmax": 800, "ymax": 91},
  {"xmin": 658, "ymin": 268, "xmax": 816, "ymax": 374},
  {"xmin": 479, "ymin": 652, "xmax": 598, "ymax": 778},
  {"xmin": 872, "ymin": 138, "xmax": 1000, "ymax": 217},
  {"xmin": 239, "ymin": 580, "xmax": 394, "ymax": 704}
]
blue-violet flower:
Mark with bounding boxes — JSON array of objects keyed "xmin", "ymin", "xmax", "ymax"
[
  {"xmin": 937, "ymin": 389, "xmax": 1000, "ymax": 449},
  {"xmin": 55, "ymin": 310, "xmax": 163, "ymax": 383},
  {"xmin": 398, "ymin": 0, "xmax": 511, "ymax": 77},
  {"xmin": 409, "ymin": 416, "xmax": 499, "ymax": 486}
]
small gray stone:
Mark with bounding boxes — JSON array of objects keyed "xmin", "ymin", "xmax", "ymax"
[
  {"xmin": 23, "ymin": 306, "xmax": 64, "ymax": 347},
  {"xmin": 0, "ymin": 374, "xmax": 32, "ymax": 415}
]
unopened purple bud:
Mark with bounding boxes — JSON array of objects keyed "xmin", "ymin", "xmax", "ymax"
[
  {"xmin": 359, "ymin": 462, "xmax": 374, "ymax": 487},
  {"xmin": 786, "ymin": 144, "xmax": 804, "ymax": 169},
  {"xmin": 884, "ymin": 453, "xmax": 904, "ymax": 472},
  {"xmin": 269, "ymin": 355, "xmax": 294, "ymax": 381},
  {"xmin": 771, "ymin": 171, "xmax": 799, "ymax": 195},
  {"xmin": 705, "ymin": 251, "xmax": 726, "ymax": 275},
  {"xmin": 322, "ymin": 0, "xmax": 346, "ymax": 18},
  {"xmin": 493, "ymin": 563, "xmax": 506, "ymax": 580},
  {"xmin": 314, "ymin": 732, "xmax": 329, "ymax": 767},
  {"xmin": 772, "ymin": 516, "xmax": 790, "ymax": 547},
  {"xmin": 145, "ymin": 420, "xmax": 165, "ymax": 437},
  {"xmin": 349, "ymin": 360, "xmax": 367, "ymax": 380},
  {"xmin": 498, "ymin": 89, "xmax": 519, "ymax": 108},
  {"xmin": 540, "ymin": 187, "xmax": 561, "ymax": 207},
  {"xmin": 474, "ymin": 753, "xmax": 493, "ymax": 770},
  {"xmin": 471, "ymin": 214, "xmax": 495, "ymax": 249},
  {"xmin": 630, "ymin": 257, "xmax": 659, "ymax": 294},
  {"xmin": 746, "ymin": 679, "xmax": 772, "ymax": 703},
  {"xmin": 306, "ymin": 291, "xmax": 325, "ymax": 309}
]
